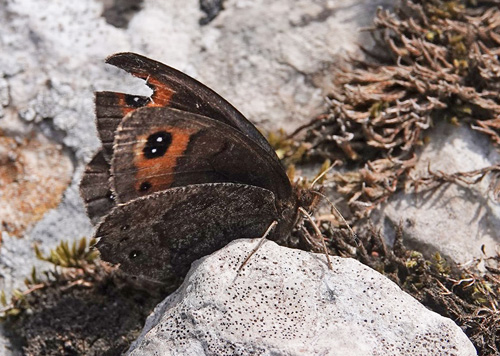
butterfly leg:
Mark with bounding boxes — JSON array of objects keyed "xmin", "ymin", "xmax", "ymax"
[
  {"xmin": 237, "ymin": 220, "xmax": 278, "ymax": 273},
  {"xmin": 311, "ymin": 191, "xmax": 359, "ymax": 246},
  {"xmin": 300, "ymin": 226, "xmax": 323, "ymax": 251},
  {"xmin": 299, "ymin": 207, "xmax": 333, "ymax": 270}
]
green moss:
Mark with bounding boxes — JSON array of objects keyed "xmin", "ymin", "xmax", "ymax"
[{"xmin": 34, "ymin": 237, "xmax": 98, "ymax": 268}]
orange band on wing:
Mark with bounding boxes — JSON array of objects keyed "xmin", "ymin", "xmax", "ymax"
[
  {"xmin": 146, "ymin": 77, "xmax": 174, "ymax": 107},
  {"xmin": 133, "ymin": 126, "xmax": 197, "ymax": 192},
  {"xmin": 115, "ymin": 76, "xmax": 175, "ymax": 118}
]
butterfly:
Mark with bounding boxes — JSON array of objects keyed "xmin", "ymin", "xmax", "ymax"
[{"xmin": 80, "ymin": 53, "xmax": 319, "ymax": 284}]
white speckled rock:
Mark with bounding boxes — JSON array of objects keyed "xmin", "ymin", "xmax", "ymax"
[{"xmin": 127, "ymin": 239, "xmax": 477, "ymax": 356}]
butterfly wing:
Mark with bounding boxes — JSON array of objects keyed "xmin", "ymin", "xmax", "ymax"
[
  {"xmin": 82, "ymin": 53, "xmax": 291, "ymax": 226},
  {"xmin": 110, "ymin": 106, "xmax": 293, "ymax": 205},
  {"xmin": 96, "ymin": 52, "xmax": 279, "ymax": 162},
  {"xmin": 95, "ymin": 91, "xmax": 152, "ymax": 161},
  {"xmin": 79, "ymin": 150, "xmax": 115, "ymax": 223},
  {"xmin": 95, "ymin": 183, "xmax": 279, "ymax": 283}
]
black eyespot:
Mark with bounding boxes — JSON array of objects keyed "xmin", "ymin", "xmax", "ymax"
[
  {"xmin": 140, "ymin": 181, "xmax": 152, "ymax": 191},
  {"xmin": 143, "ymin": 131, "xmax": 172, "ymax": 159},
  {"xmin": 129, "ymin": 250, "xmax": 141, "ymax": 259},
  {"xmin": 125, "ymin": 95, "xmax": 150, "ymax": 108}
]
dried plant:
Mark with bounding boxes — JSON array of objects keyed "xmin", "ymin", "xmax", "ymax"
[
  {"xmin": 409, "ymin": 163, "xmax": 500, "ymax": 199},
  {"xmin": 291, "ymin": 0, "xmax": 500, "ymax": 216}
]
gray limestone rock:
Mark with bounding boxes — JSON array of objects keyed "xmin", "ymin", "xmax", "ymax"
[
  {"xmin": 128, "ymin": 239, "xmax": 477, "ymax": 356},
  {"xmin": 373, "ymin": 121, "xmax": 500, "ymax": 265}
]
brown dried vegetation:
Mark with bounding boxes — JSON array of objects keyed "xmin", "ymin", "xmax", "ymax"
[{"xmin": 285, "ymin": 0, "xmax": 500, "ymax": 217}]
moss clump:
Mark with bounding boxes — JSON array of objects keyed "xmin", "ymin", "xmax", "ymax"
[
  {"xmin": 34, "ymin": 237, "xmax": 99, "ymax": 268},
  {"xmin": 1, "ymin": 237, "xmax": 165, "ymax": 355}
]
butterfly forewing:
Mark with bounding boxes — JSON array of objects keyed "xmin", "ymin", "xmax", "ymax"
[
  {"xmin": 104, "ymin": 52, "xmax": 279, "ymax": 161},
  {"xmin": 110, "ymin": 107, "xmax": 293, "ymax": 205}
]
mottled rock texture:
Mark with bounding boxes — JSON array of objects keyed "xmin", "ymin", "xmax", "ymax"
[{"xmin": 128, "ymin": 239, "xmax": 476, "ymax": 356}]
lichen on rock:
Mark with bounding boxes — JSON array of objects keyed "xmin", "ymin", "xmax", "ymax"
[{"xmin": 0, "ymin": 131, "xmax": 72, "ymax": 239}]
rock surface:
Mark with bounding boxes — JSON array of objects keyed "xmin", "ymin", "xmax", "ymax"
[
  {"xmin": 0, "ymin": 131, "xmax": 72, "ymax": 238},
  {"xmin": 127, "ymin": 239, "xmax": 477, "ymax": 356},
  {"xmin": 374, "ymin": 121, "xmax": 500, "ymax": 265}
]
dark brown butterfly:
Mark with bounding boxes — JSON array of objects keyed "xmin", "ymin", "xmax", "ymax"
[{"xmin": 80, "ymin": 53, "xmax": 316, "ymax": 284}]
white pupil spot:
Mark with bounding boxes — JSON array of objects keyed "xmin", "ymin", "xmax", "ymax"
[
  {"xmin": 156, "ymin": 137, "xmax": 163, "ymax": 142},
  {"xmin": 133, "ymin": 97, "xmax": 139, "ymax": 102},
  {"xmin": 151, "ymin": 148, "xmax": 157, "ymax": 154}
]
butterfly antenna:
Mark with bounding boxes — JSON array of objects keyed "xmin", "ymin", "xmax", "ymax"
[
  {"xmin": 237, "ymin": 220, "xmax": 278, "ymax": 274},
  {"xmin": 310, "ymin": 162, "xmax": 339, "ymax": 188},
  {"xmin": 311, "ymin": 191, "xmax": 359, "ymax": 246},
  {"xmin": 299, "ymin": 207, "xmax": 333, "ymax": 270}
]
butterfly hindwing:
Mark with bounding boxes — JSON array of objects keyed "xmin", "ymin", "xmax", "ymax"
[
  {"xmin": 95, "ymin": 183, "xmax": 279, "ymax": 283},
  {"xmin": 79, "ymin": 150, "xmax": 115, "ymax": 224},
  {"xmin": 110, "ymin": 106, "xmax": 293, "ymax": 205}
]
